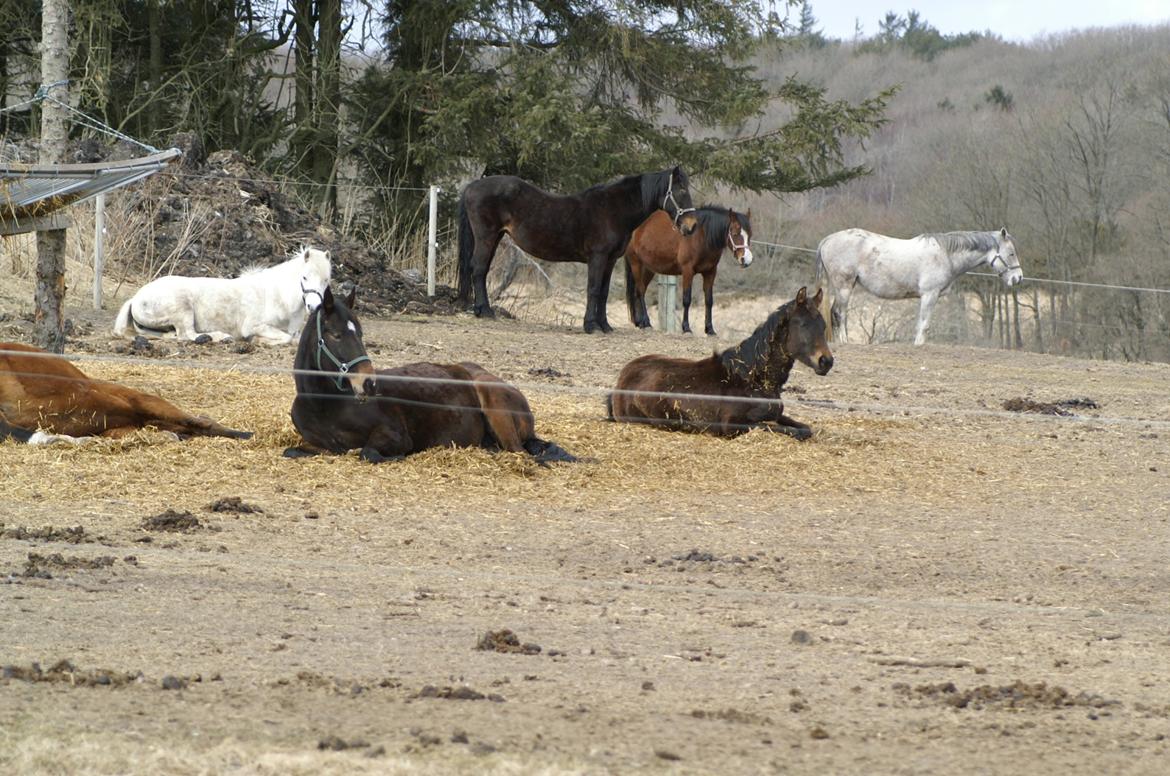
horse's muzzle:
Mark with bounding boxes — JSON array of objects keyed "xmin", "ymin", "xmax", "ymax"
[{"xmin": 815, "ymin": 354, "xmax": 834, "ymax": 376}]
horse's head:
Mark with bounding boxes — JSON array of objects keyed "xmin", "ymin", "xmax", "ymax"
[
  {"xmin": 300, "ymin": 247, "xmax": 333, "ymax": 312},
  {"xmin": 728, "ymin": 208, "xmax": 753, "ymax": 268},
  {"xmin": 662, "ymin": 166, "xmax": 697, "ymax": 236},
  {"xmin": 780, "ymin": 287, "xmax": 833, "ymax": 376},
  {"xmin": 313, "ymin": 285, "xmax": 376, "ymax": 396},
  {"xmin": 989, "ymin": 228, "xmax": 1022, "ymax": 288}
]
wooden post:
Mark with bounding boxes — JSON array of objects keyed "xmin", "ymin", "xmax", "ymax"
[
  {"xmin": 657, "ymin": 274, "xmax": 678, "ymax": 333},
  {"xmin": 427, "ymin": 185, "xmax": 439, "ymax": 297},
  {"xmin": 92, "ymin": 193, "xmax": 105, "ymax": 309},
  {"xmin": 34, "ymin": 0, "xmax": 70, "ymax": 353}
]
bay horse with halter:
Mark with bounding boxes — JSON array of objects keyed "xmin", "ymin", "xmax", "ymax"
[
  {"xmin": 0, "ymin": 343, "xmax": 251, "ymax": 444},
  {"xmin": 625, "ymin": 207, "xmax": 753, "ymax": 336},
  {"xmin": 815, "ymin": 228, "xmax": 1023, "ymax": 345},
  {"xmin": 457, "ymin": 167, "xmax": 697, "ymax": 333},
  {"xmin": 284, "ymin": 286, "xmax": 576, "ymax": 464},
  {"xmin": 607, "ymin": 287, "xmax": 832, "ymax": 440}
]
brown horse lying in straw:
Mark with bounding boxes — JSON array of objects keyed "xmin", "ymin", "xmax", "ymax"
[
  {"xmin": 607, "ymin": 287, "xmax": 833, "ymax": 440},
  {"xmin": 284, "ymin": 287, "xmax": 576, "ymax": 464},
  {"xmin": 0, "ymin": 343, "xmax": 251, "ymax": 443},
  {"xmin": 626, "ymin": 207, "xmax": 752, "ymax": 336}
]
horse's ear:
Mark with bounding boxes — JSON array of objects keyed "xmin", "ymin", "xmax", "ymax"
[
  {"xmin": 795, "ymin": 286, "xmax": 808, "ymax": 306},
  {"xmin": 322, "ymin": 286, "xmax": 335, "ymax": 312},
  {"xmin": 344, "ymin": 285, "xmax": 356, "ymax": 309},
  {"xmin": 1000, "ymin": 227, "xmax": 1008, "ymax": 239},
  {"xmin": 812, "ymin": 287, "xmax": 824, "ymax": 308}
]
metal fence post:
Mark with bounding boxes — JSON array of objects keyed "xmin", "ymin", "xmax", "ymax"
[
  {"xmin": 657, "ymin": 274, "xmax": 678, "ymax": 333},
  {"xmin": 427, "ymin": 185, "xmax": 439, "ymax": 297},
  {"xmin": 93, "ymin": 192, "xmax": 105, "ymax": 310}
]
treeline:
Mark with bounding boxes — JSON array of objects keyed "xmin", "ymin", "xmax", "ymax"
[
  {"xmin": 733, "ymin": 10, "xmax": 1170, "ymax": 362},
  {"xmin": 0, "ymin": 1, "xmax": 889, "ymax": 224}
]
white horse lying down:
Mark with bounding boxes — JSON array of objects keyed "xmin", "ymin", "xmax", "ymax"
[
  {"xmin": 815, "ymin": 228, "xmax": 1023, "ymax": 345},
  {"xmin": 114, "ymin": 246, "xmax": 331, "ymax": 345}
]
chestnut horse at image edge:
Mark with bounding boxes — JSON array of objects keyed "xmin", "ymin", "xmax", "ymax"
[
  {"xmin": 0, "ymin": 343, "xmax": 251, "ymax": 443},
  {"xmin": 625, "ymin": 207, "xmax": 753, "ymax": 336},
  {"xmin": 284, "ymin": 286, "xmax": 576, "ymax": 463},
  {"xmin": 457, "ymin": 167, "xmax": 697, "ymax": 333},
  {"xmin": 607, "ymin": 287, "xmax": 833, "ymax": 440}
]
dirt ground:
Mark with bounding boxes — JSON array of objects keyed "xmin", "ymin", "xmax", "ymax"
[{"xmin": 2, "ymin": 292, "xmax": 1170, "ymax": 775}]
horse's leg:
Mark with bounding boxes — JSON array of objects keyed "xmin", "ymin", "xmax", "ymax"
[
  {"xmin": 635, "ymin": 267, "xmax": 654, "ymax": 328},
  {"xmin": 680, "ymin": 267, "xmax": 695, "ymax": 334},
  {"xmin": 702, "ymin": 270, "xmax": 717, "ymax": 337},
  {"xmin": 914, "ymin": 289, "xmax": 941, "ymax": 345},
  {"xmin": 360, "ymin": 424, "xmax": 411, "ymax": 463},
  {"xmin": 242, "ymin": 323, "xmax": 294, "ymax": 346},
  {"xmin": 471, "ymin": 230, "xmax": 503, "ymax": 318},
  {"xmin": 830, "ymin": 278, "xmax": 855, "ymax": 342},
  {"xmin": 463, "ymin": 365, "xmax": 535, "ymax": 451},
  {"xmin": 595, "ymin": 254, "xmax": 621, "ymax": 333},
  {"xmin": 583, "ymin": 253, "xmax": 609, "ymax": 333},
  {"xmin": 772, "ymin": 413, "xmax": 814, "ymax": 441},
  {"xmin": 283, "ymin": 444, "xmax": 324, "ymax": 458}
]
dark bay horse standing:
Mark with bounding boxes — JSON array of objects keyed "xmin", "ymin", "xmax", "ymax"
[
  {"xmin": 285, "ymin": 287, "xmax": 575, "ymax": 463},
  {"xmin": 625, "ymin": 207, "xmax": 753, "ymax": 336},
  {"xmin": 0, "ymin": 342, "xmax": 251, "ymax": 443},
  {"xmin": 457, "ymin": 167, "xmax": 697, "ymax": 333},
  {"xmin": 607, "ymin": 287, "xmax": 833, "ymax": 440}
]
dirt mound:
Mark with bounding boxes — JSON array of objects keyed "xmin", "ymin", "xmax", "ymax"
[
  {"xmin": 475, "ymin": 629, "xmax": 542, "ymax": 655},
  {"xmin": 129, "ymin": 143, "xmax": 461, "ymax": 317},
  {"xmin": 895, "ymin": 680, "xmax": 1120, "ymax": 710}
]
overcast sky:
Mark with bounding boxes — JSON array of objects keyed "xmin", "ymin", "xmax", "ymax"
[{"xmin": 793, "ymin": 1, "xmax": 1170, "ymax": 42}]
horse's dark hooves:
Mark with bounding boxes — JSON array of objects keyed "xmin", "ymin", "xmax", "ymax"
[
  {"xmin": 524, "ymin": 438, "xmax": 579, "ymax": 465},
  {"xmin": 282, "ymin": 446, "xmax": 317, "ymax": 458},
  {"xmin": 193, "ymin": 334, "xmax": 212, "ymax": 345},
  {"xmin": 225, "ymin": 428, "xmax": 253, "ymax": 440},
  {"xmin": 474, "ymin": 305, "xmax": 496, "ymax": 319},
  {"xmin": 784, "ymin": 427, "xmax": 813, "ymax": 441},
  {"xmin": 0, "ymin": 421, "xmax": 35, "ymax": 444},
  {"xmin": 360, "ymin": 447, "xmax": 405, "ymax": 463}
]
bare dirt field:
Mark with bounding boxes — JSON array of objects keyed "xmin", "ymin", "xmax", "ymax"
[{"xmin": 2, "ymin": 297, "xmax": 1170, "ymax": 774}]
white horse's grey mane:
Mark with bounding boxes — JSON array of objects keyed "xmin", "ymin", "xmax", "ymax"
[{"xmin": 926, "ymin": 230, "xmax": 1002, "ymax": 255}]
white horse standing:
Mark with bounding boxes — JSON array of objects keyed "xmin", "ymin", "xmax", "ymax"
[
  {"xmin": 114, "ymin": 247, "xmax": 332, "ymax": 345},
  {"xmin": 815, "ymin": 228, "xmax": 1023, "ymax": 345}
]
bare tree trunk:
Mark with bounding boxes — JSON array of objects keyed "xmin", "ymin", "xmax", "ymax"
[
  {"xmin": 1032, "ymin": 287, "xmax": 1043, "ymax": 351},
  {"xmin": 291, "ymin": 0, "xmax": 315, "ymax": 173},
  {"xmin": 35, "ymin": 0, "xmax": 70, "ymax": 353},
  {"xmin": 314, "ymin": 0, "xmax": 341, "ymax": 218},
  {"xmin": 148, "ymin": 0, "xmax": 161, "ymax": 134}
]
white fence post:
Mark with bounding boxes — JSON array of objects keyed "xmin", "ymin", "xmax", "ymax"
[
  {"xmin": 92, "ymin": 192, "xmax": 105, "ymax": 310},
  {"xmin": 427, "ymin": 185, "xmax": 439, "ymax": 297},
  {"xmin": 657, "ymin": 274, "xmax": 678, "ymax": 333}
]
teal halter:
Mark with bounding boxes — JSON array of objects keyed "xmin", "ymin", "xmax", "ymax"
[{"xmin": 314, "ymin": 310, "xmax": 372, "ymax": 392}]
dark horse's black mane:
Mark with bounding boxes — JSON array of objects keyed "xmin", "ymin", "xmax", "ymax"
[
  {"xmin": 717, "ymin": 300, "xmax": 794, "ymax": 382},
  {"xmin": 693, "ymin": 206, "xmax": 751, "ymax": 255},
  {"xmin": 576, "ymin": 167, "xmax": 688, "ymax": 213}
]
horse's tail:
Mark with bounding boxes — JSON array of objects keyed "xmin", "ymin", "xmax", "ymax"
[
  {"xmin": 456, "ymin": 196, "xmax": 474, "ymax": 307},
  {"xmin": 113, "ymin": 298, "xmax": 135, "ymax": 338},
  {"xmin": 624, "ymin": 257, "xmax": 639, "ymax": 325},
  {"xmin": 814, "ymin": 242, "xmax": 834, "ymax": 342}
]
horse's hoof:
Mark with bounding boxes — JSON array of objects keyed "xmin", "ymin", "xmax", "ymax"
[
  {"xmin": 474, "ymin": 305, "xmax": 495, "ymax": 319},
  {"xmin": 282, "ymin": 446, "xmax": 314, "ymax": 458},
  {"xmin": 193, "ymin": 334, "xmax": 212, "ymax": 345},
  {"xmin": 705, "ymin": 329, "xmax": 717, "ymax": 337}
]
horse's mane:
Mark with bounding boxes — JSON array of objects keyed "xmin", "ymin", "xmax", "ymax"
[
  {"xmin": 694, "ymin": 207, "xmax": 751, "ymax": 255},
  {"xmin": 718, "ymin": 300, "xmax": 793, "ymax": 382},
  {"xmin": 236, "ymin": 246, "xmax": 330, "ymax": 279},
  {"xmin": 926, "ymin": 231, "xmax": 998, "ymax": 256},
  {"xmin": 641, "ymin": 168, "xmax": 686, "ymax": 213}
]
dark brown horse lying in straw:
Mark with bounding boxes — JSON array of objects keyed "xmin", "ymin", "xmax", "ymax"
[
  {"xmin": 0, "ymin": 342, "xmax": 251, "ymax": 443},
  {"xmin": 284, "ymin": 287, "xmax": 576, "ymax": 464},
  {"xmin": 607, "ymin": 287, "xmax": 833, "ymax": 440}
]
